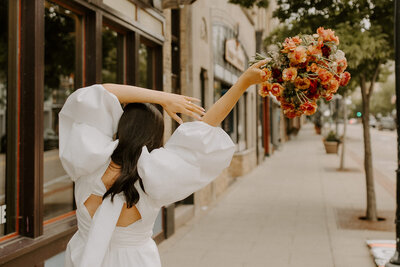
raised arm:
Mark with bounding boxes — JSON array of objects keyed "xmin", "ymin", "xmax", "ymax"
[
  {"xmin": 102, "ymin": 83, "xmax": 205, "ymax": 124},
  {"xmin": 202, "ymin": 59, "xmax": 269, "ymax": 126}
]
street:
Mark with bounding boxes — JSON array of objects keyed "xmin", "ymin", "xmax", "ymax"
[{"xmin": 159, "ymin": 123, "xmax": 396, "ymax": 267}]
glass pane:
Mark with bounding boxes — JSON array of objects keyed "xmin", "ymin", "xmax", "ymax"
[
  {"xmin": 0, "ymin": 0, "xmax": 7, "ymax": 237},
  {"xmin": 44, "ymin": 1, "xmax": 78, "ymax": 220},
  {"xmin": 139, "ymin": 43, "xmax": 153, "ymax": 88},
  {"xmin": 102, "ymin": 26, "xmax": 118, "ymax": 83},
  {"xmin": 139, "ymin": 43, "xmax": 148, "ymax": 88}
]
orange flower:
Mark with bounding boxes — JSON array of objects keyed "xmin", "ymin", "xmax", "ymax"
[
  {"xmin": 284, "ymin": 109, "xmax": 302, "ymax": 118},
  {"xmin": 317, "ymin": 27, "xmax": 339, "ymax": 45},
  {"xmin": 307, "ymin": 63, "xmax": 319, "ymax": 73},
  {"xmin": 282, "ymin": 67, "xmax": 298, "ymax": 82},
  {"xmin": 292, "ymin": 36, "xmax": 302, "ymax": 45},
  {"xmin": 288, "ymin": 46, "xmax": 307, "ymax": 64},
  {"xmin": 300, "ymin": 102, "xmax": 317, "ymax": 116},
  {"xmin": 258, "ymin": 82, "xmax": 272, "ymax": 97},
  {"xmin": 294, "ymin": 77, "xmax": 311, "ymax": 89},
  {"xmin": 270, "ymin": 83, "xmax": 284, "ymax": 97},
  {"xmin": 317, "ymin": 68, "xmax": 333, "ymax": 85},
  {"xmin": 336, "ymin": 58, "xmax": 347, "ymax": 74},
  {"xmin": 307, "ymin": 45, "xmax": 322, "ymax": 57},
  {"xmin": 327, "ymin": 79, "xmax": 339, "ymax": 93},
  {"xmin": 261, "ymin": 68, "xmax": 272, "ymax": 81},
  {"xmin": 281, "ymin": 38, "xmax": 297, "ymax": 53}
]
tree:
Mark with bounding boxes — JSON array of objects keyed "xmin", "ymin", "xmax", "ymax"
[{"xmin": 266, "ymin": 0, "xmax": 394, "ymax": 221}]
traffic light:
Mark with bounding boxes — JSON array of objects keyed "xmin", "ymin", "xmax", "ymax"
[{"xmin": 356, "ymin": 112, "xmax": 362, "ymax": 118}]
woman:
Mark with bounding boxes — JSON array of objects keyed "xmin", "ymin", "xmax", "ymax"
[{"xmin": 61, "ymin": 59, "xmax": 269, "ymax": 267}]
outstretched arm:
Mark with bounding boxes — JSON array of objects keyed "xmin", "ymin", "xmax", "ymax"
[
  {"xmin": 102, "ymin": 84, "xmax": 205, "ymax": 124},
  {"xmin": 202, "ymin": 59, "xmax": 269, "ymax": 127}
]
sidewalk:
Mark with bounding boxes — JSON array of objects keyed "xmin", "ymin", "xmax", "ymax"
[{"xmin": 158, "ymin": 124, "xmax": 396, "ymax": 267}]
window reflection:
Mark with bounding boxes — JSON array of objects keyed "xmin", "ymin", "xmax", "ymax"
[
  {"xmin": 102, "ymin": 26, "xmax": 118, "ymax": 83},
  {"xmin": 139, "ymin": 43, "xmax": 153, "ymax": 89},
  {"xmin": 44, "ymin": 1, "xmax": 78, "ymax": 220},
  {"xmin": 0, "ymin": 0, "xmax": 7, "ymax": 237}
]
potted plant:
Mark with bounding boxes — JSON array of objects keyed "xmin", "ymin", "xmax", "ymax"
[{"xmin": 323, "ymin": 130, "xmax": 340, "ymax": 154}]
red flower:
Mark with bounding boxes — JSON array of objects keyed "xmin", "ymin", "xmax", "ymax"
[
  {"xmin": 321, "ymin": 45, "xmax": 331, "ymax": 58},
  {"xmin": 339, "ymin": 71, "xmax": 351, "ymax": 86},
  {"xmin": 272, "ymin": 68, "xmax": 282, "ymax": 79},
  {"xmin": 336, "ymin": 58, "xmax": 348, "ymax": 74}
]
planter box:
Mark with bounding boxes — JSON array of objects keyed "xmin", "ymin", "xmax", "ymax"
[{"xmin": 324, "ymin": 140, "xmax": 339, "ymax": 154}]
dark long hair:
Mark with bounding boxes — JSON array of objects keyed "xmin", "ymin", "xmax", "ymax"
[{"xmin": 103, "ymin": 103, "xmax": 164, "ymax": 208}]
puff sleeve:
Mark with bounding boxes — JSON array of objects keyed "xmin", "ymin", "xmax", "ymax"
[
  {"xmin": 137, "ymin": 121, "xmax": 235, "ymax": 206},
  {"xmin": 59, "ymin": 84, "xmax": 123, "ymax": 181}
]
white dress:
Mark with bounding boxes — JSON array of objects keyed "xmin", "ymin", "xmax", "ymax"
[{"xmin": 59, "ymin": 84, "xmax": 235, "ymax": 267}]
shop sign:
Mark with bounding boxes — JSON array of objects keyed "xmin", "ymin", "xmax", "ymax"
[{"xmin": 225, "ymin": 39, "xmax": 246, "ymax": 71}]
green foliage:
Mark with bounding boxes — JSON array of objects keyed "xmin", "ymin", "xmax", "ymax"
[
  {"xmin": 44, "ymin": 5, "xmax": 75, "ymax": 100},
  {"xmin": 229, "ymin": 0, "xmax": 269, "ymax": 8},
  {"xmin": 325, "ymin": 130, "xmax": 340, "ymax": 142}
]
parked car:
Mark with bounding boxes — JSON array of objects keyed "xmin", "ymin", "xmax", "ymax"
[{"xmin": 377, "ymin": 117, "xmax": 396, "ymax": 131}]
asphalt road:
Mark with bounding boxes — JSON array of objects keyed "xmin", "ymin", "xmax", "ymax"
[{"xmin": 344, "ymin": 123, "xmax": 397, "ymax": 186}]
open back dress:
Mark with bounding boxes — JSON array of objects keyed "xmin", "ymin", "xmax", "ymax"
[{"xmin": 59, "ymin": 85, "xmax": 235, "ymax": 267}]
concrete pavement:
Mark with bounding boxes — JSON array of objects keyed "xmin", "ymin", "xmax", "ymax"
[{"xmin": 158, "ymin": 123, "xmax": 396, "ymax": 267}]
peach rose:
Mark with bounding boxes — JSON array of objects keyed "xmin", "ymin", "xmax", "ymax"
[
  {"xmin": 270, "ymin": 83, "xmax": 284, "ymax": 97},
  {"xmin": 294, "ymin": 77, "xmax": 311, "ymax": 89},
  {"xmin": 327, "ymin": 79, "xmax": 339, "ymax": 93},
  {"xmin": 288, "ymin": 46, "xmax": 307, "ymax": 64},
  {"xmin": 307, "ymin": 45, "xmax": 322, "ymax": 57},
  {"xmin": 317, "ymin": 27, "xmax": 339, "ymax": 45},
  {"xmin": 281, "ymin": 38, "xmax": 297, "ymax": 53},
  {"xmin": 282, "ymin": 67, "xmax": 298, "ymax": 82},
  {"xmin": 292, "ymin": 36, "xmax": 302, "ymax": 45},
  {"xmin": 317, "ymin": 68, "xmax": 333, "ymax": 85}
]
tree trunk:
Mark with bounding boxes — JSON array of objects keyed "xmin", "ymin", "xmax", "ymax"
[
  {"xmin": 360, "ymin": 77, "xmax": 378, "ymax": 221},
  {"xmin": 339, "ymin": 94, "xmax": 347, "ymax": 170}
]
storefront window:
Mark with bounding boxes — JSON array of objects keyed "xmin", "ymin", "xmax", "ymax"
[
  {"xmin": 44, "ymin": 1, "xmax": 79, "ymax": 220},
  {"xmin": 139, "ymin": 42, "xmax": 154, "ymax": 89},
  {"xmin": 215, "ymin": 80, "xmax": 238, "ymax": 144},
  {"xmin": 102, "ymin": 26, "xmax": 118, "ymax": 83},
  {"xmin": 0, "ymin": 0, "xmax": 8, "ymax": 237}
]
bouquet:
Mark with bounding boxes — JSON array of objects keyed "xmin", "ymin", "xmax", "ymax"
[{"xmin": 252, "ymin": 27, "xmax": 351, "ymax": 118}]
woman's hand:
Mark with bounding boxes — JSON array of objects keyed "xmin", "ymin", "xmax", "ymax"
[
  {"xmin": 160, "ymin": 93, "xmax": 205, "ymax": 124},
  {"xmin": 238, "ymin": 59, "xmax": 271, "ymax": 87}
]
